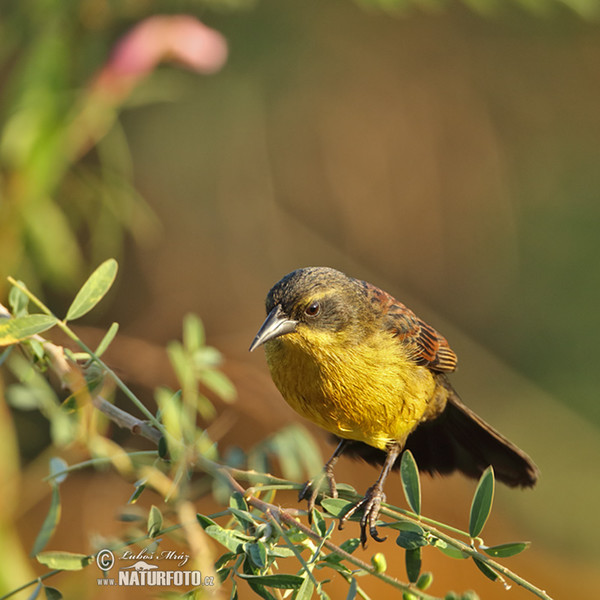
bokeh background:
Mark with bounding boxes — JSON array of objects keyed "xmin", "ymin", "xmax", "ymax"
[{"xmin": 2, "ymin": 0, "xmax": 600, "ymax": 598}]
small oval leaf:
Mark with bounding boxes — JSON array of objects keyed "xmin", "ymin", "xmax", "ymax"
[
  {"xmin": 483, "ymin": 541, "xmax": 530, "ymax": 558},
  {"xmin": 30, "ymin": 485, "xmax": 61, "ymax": 557},
  {"xmin": 400, "ymin": 450, "xmax": 421, "ymax": 515},
  {"xmin": 320, "ymin": 498, "xmax": 354, "ymax": 519},
  {"xmin": 196, "ymin": 514, "xmax": 218, "ymax": 530},
  {"xmin": 473, "ymin": 557, "xmax": 500, "ymax": 582},
  {"xmin": 295, "ymin": 575, "xmax": 315, "ymax": 600},
  {"xmin": 396, "ymin": 529, "xmax": 428, "ymax": 551},
  {"xmin": 469, "ymin": 466, "xmax": 495, "ymax": 538},
  {"xmin": 346, "ymin": 577, "xmax": 358, "ymax": 600},
  {"xmin": 204, "ymin": 525, "xmax": 245, "ymax": 553},
  {"xmin": 65, "ymin": 259, "xmax": 118, "ymax": 321},
  {"xmin": 405, "ymin": 548, "xmax": 422, "ymax": 583},
  {"xmin": 311, "ymin": 508, "xmax": 327, "ymax": 537},
  {"xmin": 435, "ymin": 542, "xmax": 469, "ymax": 560},
  {"xmin": 147, "ymin": 505, "xmax": 163, "ymax": 537},
  {"xmin": 94, "ymin": 322, "xmax": 119, "ymax": 358},
  {"xmin": 245, "ymin": 541, "xmax": 268, "ymax": 569},
  {"xmin": 36, "ymin": 551, "xmax": 91, "ymax": 570},
  {"xmin": 0, "ymin": 315, "xmax": 57, "ymax": 346},
  {"xmin": 229, "ymin": 491, "xmax": 249, "ymax": 512},
  {"xmin": 44, "ymin": 586, "xmax": 63, "ymax": 600},
  {"xmin": 8, "ymin": 283, "xmax": 29, "ymax": 316}
]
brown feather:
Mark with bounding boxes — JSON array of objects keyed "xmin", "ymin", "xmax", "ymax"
[{"xmin": 357, "ymin": 280, "xmax": 458, "ymax": 372}]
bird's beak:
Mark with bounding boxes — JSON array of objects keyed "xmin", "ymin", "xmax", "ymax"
[{"xmin": 249, "ymin": 305, "xmax": 298, "ymax": 352}]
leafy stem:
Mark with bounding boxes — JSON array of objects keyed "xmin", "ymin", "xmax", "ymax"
[{"xmin": 7, "ymin": 276, "xmax": 165, "ymax": 434}]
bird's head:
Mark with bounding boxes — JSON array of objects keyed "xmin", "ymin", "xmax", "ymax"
[{"xmin": 249, "ymin": 267, "xmax": 372, "ymax": 352}]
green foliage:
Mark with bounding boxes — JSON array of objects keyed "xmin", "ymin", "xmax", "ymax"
[
  {"xmin": 0, "ymin": 267, "xmax": 551, "ymax": 600},
  {"xmin": 0, "ymin": 315, "xmax": 57, "ymax": 346},
  {"xmin": 35, "ymin": 552, "xmax": 91, "ymax": 571},
  {"xmin": 353, "ymin": 0, "xmax": 600, "ymax": 19},
  {"xmin": 64, "ymin": 259, "xmax": 118, "ymax": 321},
  {"xmin": 469, "ymin": 467, "xmax": 495, "ymax": 538},
  {"xmin": 400, "ymin": 449, "xmax": 421, "ymax": 515}
]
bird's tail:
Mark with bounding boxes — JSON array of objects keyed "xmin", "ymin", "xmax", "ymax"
[{"xmin": 340, "ymin": 381, "xmax": 539, "ymax": 488}]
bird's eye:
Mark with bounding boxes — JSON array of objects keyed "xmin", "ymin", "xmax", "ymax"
[{"xmin": 305, "ymin": 301, "xmax": 321, "ymax": 317}]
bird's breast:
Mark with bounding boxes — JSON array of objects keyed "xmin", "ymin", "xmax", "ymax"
[{"xmin": 264, "ymin": 329, "xmax": 438, "ymax": 449}]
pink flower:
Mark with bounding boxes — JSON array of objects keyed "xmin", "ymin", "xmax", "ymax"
[{"xmin": 95, "ymin": 15, "xmax": 228, "ymax": 98}]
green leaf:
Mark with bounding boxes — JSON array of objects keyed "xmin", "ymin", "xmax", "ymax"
[
  {"xmin": 405, "ymin": 548, "xmax": 422, "ymax": 584},
  {"xmin": 128, "ymin": 483, "xmax": 146, "ymax": 504},
  {"xmin": 295, "ymin": 574, "xmax": 315, "ymax": 600},
  {"xmin": 482, "ymin": 541, "xmax": 530, "ymax": 558},
  {"xmin": 400, "ymin": 450, "xmax": 421, "ymax": 515},
  {"xmin": 435, "ymin": 542, "xmax": 469, "ymax": 560},
  {"xmin": 325, "ymin": 537, "xmax": 360, "ymax": 564},
  {"xmin": 158, "ymin": 437, "xmax": 168, "ymax": 459},
  {"xmin": 65, "ymin": 258, "xmax": 118, "ymax": 321},
  {"xmin": 44, "ymin": 587, "xmax": 63, "ymax": 600},
  {"xmin": 230, "ymin": 491, "xmax": 249, "ymax": 512},
  {"xmin": 396, "ymin": 529, "xmax": 428, "ymax": 551},
  {"xmin": 229, "ymin": 579, "xmax": 238, "ymax": 599},
  {"xmin": 320, "ymin": 498, "xmax": 353, "ymax": 519},
  {"xmin": 0, "ymin": 315, "xmax": 57, "ymax": 345},
  {"xmin": 94, "ymin": 322, "xmax": 119, "ymax": 358},
  {"xmin": 8, "ymin": 283, "xmax": 29, "ymax": 316},
  {"xmin": 199, "ymin": 369, "xmax": 237, "ymax": 403},
  {"xmin": 204, "ymin": 525, "xmax": 245, "ymax": 553},
  {"xmin": 147, "ymin": 505, "xmax": 163, "ymax": 537},
  {"xmin": 196, "ymin": 514, "xmax": 219, "ymax": 530},
  {"xmin": 469, "ymin": 466, "xmax": 495, "ymax": 538},
  {"xmin": 268, "ymin": 546, "xmax": 296, "ymax": 558},
  {"xmin": 311, "ymin": 508, "xmax": 327, "ymax": 537},
  {"xmin": 30, "ymin": 485, "xmax": 61, "ymax": 557},
  {"xmin": 229, "ymin": 507, "xmax": 256, "ymax": 528},
  {"xmin": 473, "ymin": 557, "xmax": 500, "ymax": 582},
  {"xmin": 183, "ymin": 313, "xmax": 205, "ymax": 351},
  {"xmin": 215, "ymin": 552, "xmax": 238, "ymax": 570},
  {"xmin": 245, "ymin": 541, "xmax": 268, "ymax": 569},
  {"xmin": 236, "ymin": 573, "xmax": 304, "ymax": 589},
  {"xmin": 345, "ymin": 577, "xmax": 358, "ymax": 600},
  {"xmin": 36, "ymin": 551, "xmax": 91, "ymax": 570}
]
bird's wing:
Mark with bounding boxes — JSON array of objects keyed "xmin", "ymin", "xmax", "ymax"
[{"xmin": 360, "ymin": 280, "xmax": 457, "ymax": 372}]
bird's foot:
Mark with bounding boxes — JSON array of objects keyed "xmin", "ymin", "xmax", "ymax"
[
  {"xmin": 299, "ymin": 464, "xmax": 338, "ymax": 521},
  {"xmin": 339, "ymin": 484, "xmax": 386, "ymax": 547}
]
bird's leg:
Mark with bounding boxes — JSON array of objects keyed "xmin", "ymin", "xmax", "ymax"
[
  {"xmin": 299, "ymin": 439, "xmax": 349, "ymax": 519},
  {"xmin": 339, "ymin": 442, "xmax": 401, "ymax": 547}
]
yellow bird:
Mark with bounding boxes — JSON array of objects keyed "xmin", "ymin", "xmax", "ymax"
[{"xmin": 250, "ymin": 267, "xmax": 538, "ymax": 545}]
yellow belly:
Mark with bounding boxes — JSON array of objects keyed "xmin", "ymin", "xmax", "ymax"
[{"xmin": 264, "ymin": 328, "xmax": 441, "ymax": 450}]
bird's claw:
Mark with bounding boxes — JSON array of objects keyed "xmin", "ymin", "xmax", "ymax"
[
  {"xmin": 339, "ymin": 484, "xmax": 386, "ymax": 547},
  {"xmin": 299, "ymin": 468, "xmax": 338, "ymax": 522}
]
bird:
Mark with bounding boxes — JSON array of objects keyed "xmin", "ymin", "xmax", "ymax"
[{"xmin": 249, "ymin": 267, "xmax": 539, "ymax": 546}]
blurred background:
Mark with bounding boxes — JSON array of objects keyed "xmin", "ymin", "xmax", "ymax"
[{"xmin": 2, "ymin": 0, "xmax": 600, "ymax": 598}]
